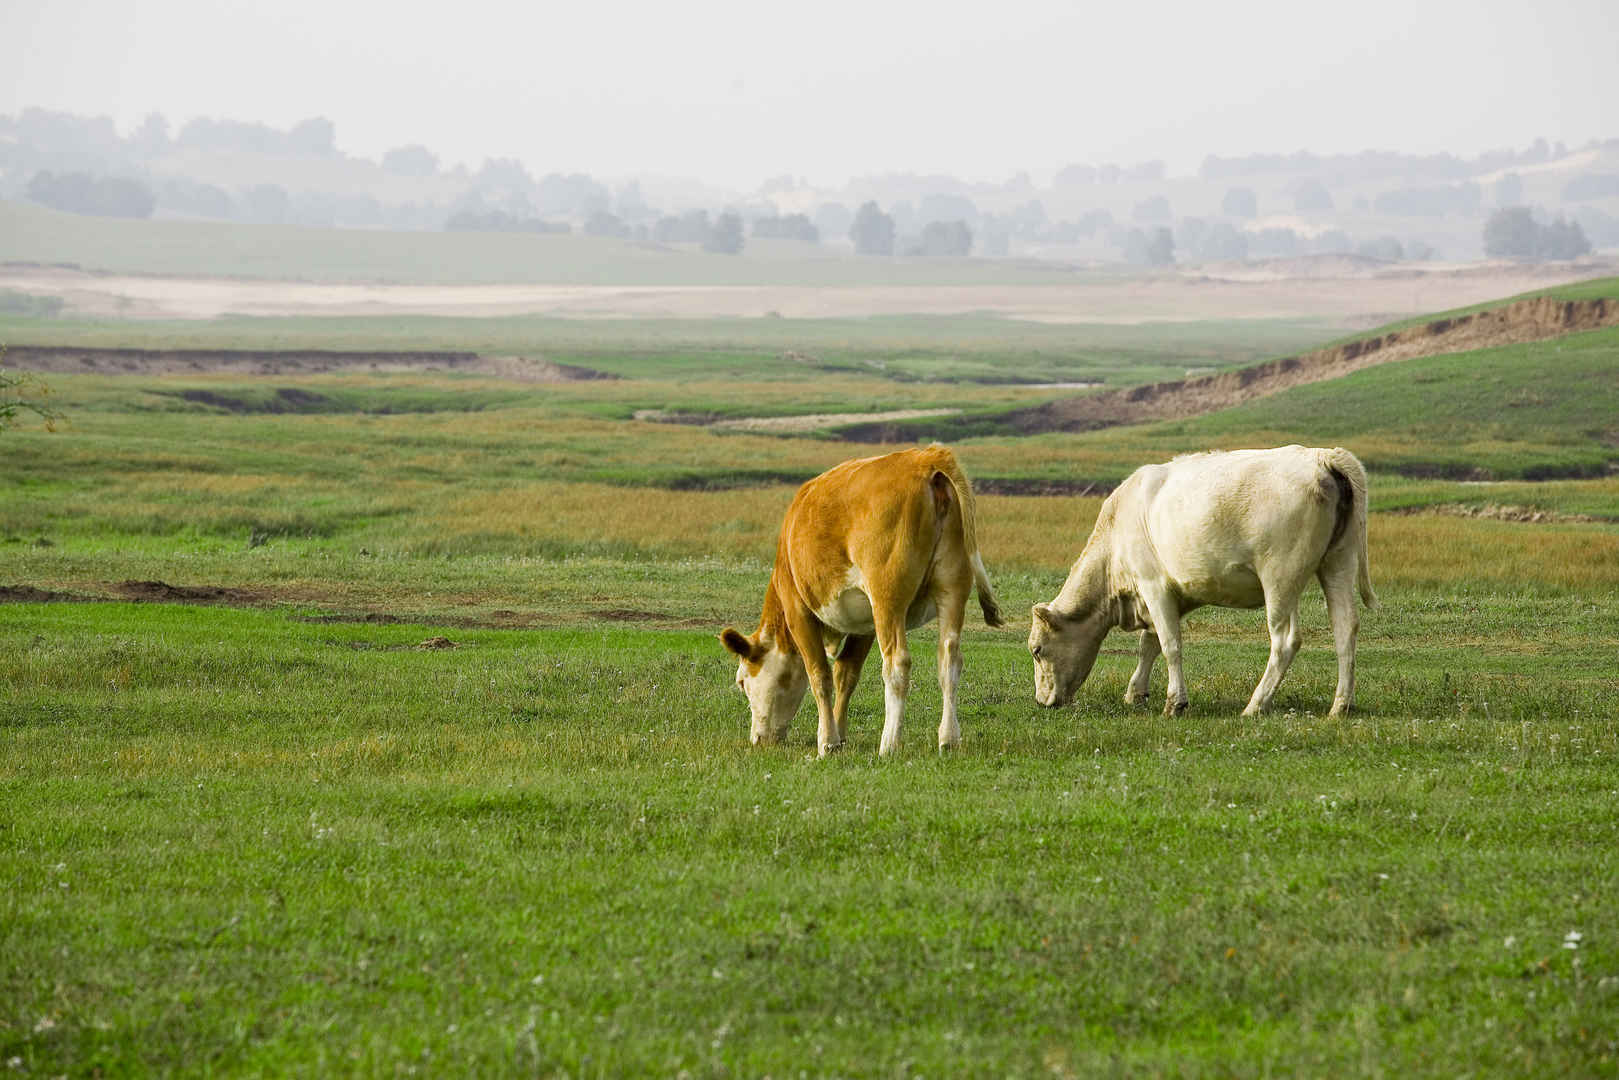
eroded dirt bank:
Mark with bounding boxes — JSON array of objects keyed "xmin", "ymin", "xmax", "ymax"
[
  {"xmin": 841, "ymin": 296, "xmax": 1619, "ymax": 440},
  {"xmin": 1, "ymin": 345, "xmax": 615, "ymax": 381}
]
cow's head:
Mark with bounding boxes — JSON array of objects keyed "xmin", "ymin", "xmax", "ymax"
[
  {"xmin": 1028, "ymin": 601, "xmax": 1110, "ymax": 707},
  {"xmin": 720, "ymin": 627, "xmax": 809, "ymax": 745}
]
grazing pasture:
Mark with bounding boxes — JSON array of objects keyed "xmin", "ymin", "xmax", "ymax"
[{"xmin": 3, "ymin": 285, "xmax": 1619, "ymax": 1075}]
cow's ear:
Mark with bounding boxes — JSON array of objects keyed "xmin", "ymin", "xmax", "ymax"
[
  {"xmin": 1031, "ymin": 603, "xmax": 1056, "ymax": 629},
  {"xmin": 720, "ymin": 627, "xmax": 758, "ymax": 660}
]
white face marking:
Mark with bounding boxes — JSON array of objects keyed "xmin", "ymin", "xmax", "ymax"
[{"xmin": 736, "ymin": 643, "xmax": 809, "ymax": 745}]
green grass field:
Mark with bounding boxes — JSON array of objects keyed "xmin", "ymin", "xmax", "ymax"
[{"xmin": 4, "ymin": 282, "xmax": 1619, "ymax": 1075}]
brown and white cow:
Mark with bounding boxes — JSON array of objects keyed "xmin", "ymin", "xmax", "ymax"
[
  {"xmin": 721, "ymin": 446, "xmax": 1006, "ymax": 757},
  {"xmin": 1029, "ymin": 446, "xmax": 1376, "ymax": 718}
]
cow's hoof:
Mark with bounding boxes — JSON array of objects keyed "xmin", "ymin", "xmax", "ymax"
[
  {"xmin": 1165, "ymin": 700, "xmax": 1188, "ymax": 718},
  {"xmin": 1123, "ymin": 692, "xmax": 1148, "ymax": 707},
  {"xmin": 817, "ymin": 740, "xmax": 845, "ymax": 758}
]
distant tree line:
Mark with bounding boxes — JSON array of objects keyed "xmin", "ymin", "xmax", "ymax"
[
  {"xmin": 445, "ymin": 210, "xmax": 571, "ymax": 234},
  {"xmin": 1053, "ymin": 161, "xmax": 1166, "ymax": 185},
  {"xmin": 1373, "ymin": 182, "xmax": 1482, "ymax": 218},
  {"xmin": 26, "ymin": 170, "xmax": 154, "ymax": 218},
  {"xmin": 1562, "ymin": 173, "xmax": 1619, "ymax": 202},
  {"xmin": 751, "ymin": 214, "xmax": 819, "ymax": 244},
  {"xmin": 1197, "ymin": 139, "xmax": 1576, "ymax": 185},
  {"xmin": 1482, "ymin": 208, "xmax": 1591, "ymax": 259}
]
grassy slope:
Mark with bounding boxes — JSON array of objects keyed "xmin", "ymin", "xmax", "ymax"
[
  {"xmin": 852, "ymin": 278, "xmax": 1619, "ymax": 481},
  {"xmin": 1086, "ymin": 323, "xmax": 1619, "ymax": 481}
]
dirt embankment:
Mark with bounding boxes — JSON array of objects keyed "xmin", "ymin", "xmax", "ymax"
[
  {"xmin": 1, "ymin": 345, "xmax": 616, "ymax": 382},
  {"xmin": 976, "ymin": 296, "xmax": 1619, "ymax": 436}
]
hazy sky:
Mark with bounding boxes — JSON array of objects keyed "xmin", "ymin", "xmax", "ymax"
[{"xmin": 4, "ymin": 0, "xmax": 1616, "ymax": 191}]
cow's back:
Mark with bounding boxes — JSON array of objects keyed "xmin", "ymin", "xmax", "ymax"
[
  {"xmin": 779, "ymin": 449, "xmax": 944, "ymax": 613},
  {"xmin": 1140, "ymin": 447, "xmax": 1339, "ymax": 606}
]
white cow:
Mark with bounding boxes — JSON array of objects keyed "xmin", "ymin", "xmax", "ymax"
[{"xmin": 1028, "ymin": 446, "xmax": 1375, "ymax": 717}]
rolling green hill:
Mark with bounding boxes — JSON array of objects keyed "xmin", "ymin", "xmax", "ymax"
[
  {"xmin": 848, "ymin": 279, "xmax": 1619, "ymax": 483},
  {"xmin": 1107, "ymin": 324, "xmax": 1619, "ymax": 481}
]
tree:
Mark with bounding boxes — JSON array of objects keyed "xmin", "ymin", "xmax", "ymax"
[
  {"xmin": 1493, "ymin": 172, "xmax": 1523, "ymax": 207},
  {"xmin": 26, "ymin": 171, "xmax": 156, "ymax": 219},
  {"xmin": 288, "ymin": 117, "xmax": 337, "ymax": 156},
  {"xmin": 752, "ymin": 214, "xmax": 820, "ymax": 244},
  {"xmin": 1200, "ymin": 222, "xmax": 1249, "ymax": 260},
  {"xmin": 1538, "ymin": 217, "xmax": 1591, "ymax": 259},
  {"xmin": 1054, "ymin": 163, "xmax": 1097, "ymax": 186},
  {"xmin": 1483, "ymin": 207, "xmax": 1537, "ymax": 255},
  {"xmin": 1561, "ymin": 173, "xmax": 1619, "ymax": 202},
  {"xmin": 1123, "ymin": 227, "xmax": 1173, "ymax": 266},
  {"xmin": 703, "ymin": 212, "xmax": 744, "ymax": 254},
  {"xmin": 1131, "ymin": 195, "xmax": 1171, "ymax": 223},
  {"xmin": 1222, "ymin": 187, "xmax": 1257, "ymax": 219},
  {"xmin": 849, "ymin": 201, "xmax": 895, "ymax": 255},
  {"xmin": 0, "ymin": 364, "xmax": 61, "ymax": 433},
  {"xmin": 1482, "ymin": 207, "xmax": 1590, "ymax": 259},
  {"xmin": 382, "ymin": 144, "xmax": 439, "ymax": 177},
  {"xmin": 654, "ymin": 210, "xmax": 711, "ymax": 244},
  {"xmin": 1357, "ymin": 235, "xmax": 1404, "ymax": 261},
  {"xmin": 1292, "ymin": 178, "xmax": 1333, "ymax": 213},
  {"xmin": 129, "ymin": 112, "xmax": 170, "ymax": 158},
  {"xmin": 584, "ymin": 211, "xmax": 630, "ymax": 239},
  {"xmin": 909, "ymin": 220, "xmax": 972, "ymax": 256}
]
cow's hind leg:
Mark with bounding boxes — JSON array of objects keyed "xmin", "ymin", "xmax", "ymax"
[
  {"xmin": 1123, "ymin": 630, "xmax": 1160, "ymax": 706},
  {"xmin": 831, "ymin": 633, "xmax": 874, "ymax": 750},
  {"xmin": 871, "ymin": 608, "xmax": 912, "ymax": 758},
  {"xmin": 1319, "ymin": 556, "xmax": 1361, "ymax": 717},
  {"xmin": 1242, "ymin": 585, "xmax": 1304, "ymax": 717},
  {"xmin": 934, "ymin": 588, "xmax": 969, "ymax": 751}
]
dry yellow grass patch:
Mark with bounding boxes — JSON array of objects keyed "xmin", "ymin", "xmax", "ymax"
[
  {"xmin": 1372, "ymin": 514, "xmax": 1619, "ymax": 592},
  {"xmin": 431, "ymin": 481, "xmax": 786, "ymax": 556},
  {"xmin": 426, "ymin": 481, "xmax": 1617, "ymax": 592}
]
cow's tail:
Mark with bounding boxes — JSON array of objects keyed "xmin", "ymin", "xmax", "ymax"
[
  {"xmin": 930, "ymin": 447, "xmax": 1007, "ymax": 628},
  {"xmin": 1320, "ymin": 447, "xmax": 1377, "ymax": 610}
]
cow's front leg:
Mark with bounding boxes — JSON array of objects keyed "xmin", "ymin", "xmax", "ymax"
[
  {"xmin": 830, "ymin": 634, "xmax": 874, "ymax": 751},
  {"xmin": 1138, "ymin": 592, "xmax": 1187, "ymax": 716},
  {"xmin": 785, "ymin": 609, "xmax": 838, "ymax": 756},
  {"xmin": 1123, "ymin": 629, "xmax": 1160, "ymax": 706}
]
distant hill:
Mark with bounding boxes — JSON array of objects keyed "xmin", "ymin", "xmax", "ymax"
[{"xmin": 4, "ymin": 106, "xmax": 1618, "ymax": 264}]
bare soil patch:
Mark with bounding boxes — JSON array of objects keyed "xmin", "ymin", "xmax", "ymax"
[
  {"xmin": 2, "ymin": 344, "xmax": 615, "ymax": 382},
  {"xmin": 112, "ymin": 579, "xmax": 267, "ymax": 605},
  {"xmin": 636, "ymin": 407, "xmax": 961, "ymax": 434},
  {"xmin": 0, "ymin": 578, "xmax": 712, "ymax": 629},
  {"xmin": 980, "ymin": 296, "xmax": 1619, "ymax": 436},
  {"xmin": 1391, "ymin": 504, "xmax": 1606, "ymax": 524}
]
